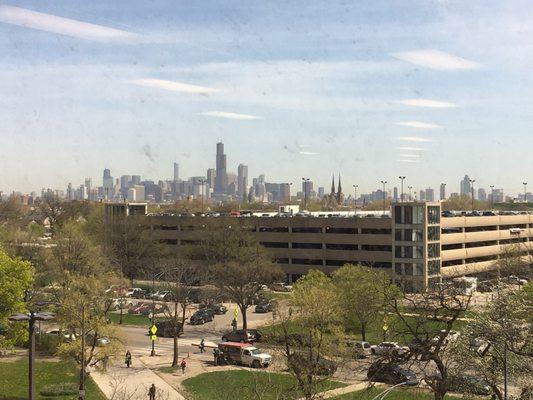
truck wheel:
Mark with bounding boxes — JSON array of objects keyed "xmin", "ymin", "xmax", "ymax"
[{"xmin": 252, "ymin": 360, "xmax": 260, "ymax": 368}]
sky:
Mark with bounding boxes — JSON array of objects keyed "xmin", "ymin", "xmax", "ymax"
[{"xmin": 1, "ymin": 0, "xmax": 533, "ymax": 196}]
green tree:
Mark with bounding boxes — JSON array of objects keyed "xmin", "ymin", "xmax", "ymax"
[
  {"xmin": 56, "ymin": 275, "xmax": 123, "ymax": 395},
  {"xmin": 0, "ymin": 248, "xmax": 34, "ymax": 348},
  {"xmin": 452, "ymin": 283, "xmax": 532, "ymax": 399},
  {"xmin": 275, "ymin": 270, "xmax": 344, "ymax": 400},
  {"xmin": 385, "ymin": 284, "xmax": 473, "ymax": 400},
  {"xmin": 196, "ymin": 221, "xmax": 283, "ymax": 329},
  {"xmin": 332, "ymin": 264, "xmax": 391, "ymax": 341}
]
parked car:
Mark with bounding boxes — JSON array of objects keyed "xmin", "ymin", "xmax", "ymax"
[
  {"xmin": 222, "ymin": 329, "xmax": 262, "ymax": 343},
  {"xmin": 190, "ymin": 309, "xmax": 214, "ymax": 325},
  {"xmin": 482, "ymin": 211, "xmax": 496, "ymax": 216},
  {"xmin": 254, "ymin": 302, "xmax": 273, "ymax": 313},
  {"xmin": 125, "ymin": 288, "xmax": 145, "ymax": 298},
  {"xmin": 288, "ymin": 353, "xmax": 337, "ymax": 376},
  {"xmin": 107, "ymin": 298, "xmax": 132, "ymax": 311},
  {"xmin": 215, "ymin": 342, "xmax": 271, "ymax": 368},
  {"xmin": 45, "ymin": 329, "xmax": 76, "ymax": 341},
  {"xmin": 199, "ymin": 303, "xmax": 227, "ymax": 315},
  {"xmin": 448, "ymin": 375, "xmax": 492, "ymax": 395},
  {"xmin": 128, "ymin": 302, "xmax": 149, "ymax": 314},
  {"xmin": 507, "ymin": 275, "xmax": 528, "ymax": 285},
  {"xmin": 155, "ymin": 319, "xmax": 183, "ymax": 338},
  {"xmin": 348, "ymin": 340, "xmax": 372, "ymax": 358},
  {"xmin": 85, "ymin": 333, "xmax": 111, "ymax": 347},
  {"xmin": 371, "ymin": 342, "xmax": 409, "ymax": 357},
  {"xmin": 441, "ymin": 210, "xmax": 455, "ymax": 217},
  {"xmin": 367, "ymin": 363, "xmax": 418, "ymax": 386}
]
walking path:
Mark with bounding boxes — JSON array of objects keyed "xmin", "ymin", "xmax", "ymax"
[{"xmin": 91, "ymin": 355, "xmax": 186, "ymax": 400}]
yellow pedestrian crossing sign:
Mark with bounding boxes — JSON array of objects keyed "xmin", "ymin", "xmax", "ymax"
[
  {"xmin": 233, "ymin": 308, "xmax": 238, "ymax": 319},
  {"xmin": 150, "ymin": 335, "xmax": 157, "ymax": 341},
  {"xmin": 150, "ymin": 325, "xmax": 158, "ymax": 335}
]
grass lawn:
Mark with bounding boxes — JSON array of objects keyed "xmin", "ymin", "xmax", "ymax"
[
  {"xmin": 331, "ymin": 387, "xmax": 458, "ymax": 400},
  {"xmin": 182, "ymin": 370, "xmax": 346, "ymax": 400},
  {"xmin": 0, "ymin": 357, "xmax": 105, "ymax": 400},
  {"xmin": 108, "ymin": 312, "xmax": 152, "ymax": 326}
]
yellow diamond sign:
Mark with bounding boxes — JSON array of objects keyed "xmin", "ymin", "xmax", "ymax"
[
  {"xmin": 150, "ymin": 325, "xmax": 158, "ymax": 335},
  {"xmin": 150, "ymin": 335, "xmax": 157, "ymax": 341}
]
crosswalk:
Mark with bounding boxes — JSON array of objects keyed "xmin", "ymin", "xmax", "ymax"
[{"xmin": 130, "ymin": 338, "xmax": 218, "ymax": 357}]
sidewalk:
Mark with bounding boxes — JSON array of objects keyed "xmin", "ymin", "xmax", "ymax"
[
  {"xmin": 91, "ymin": 356, "xmax": 185, "ymax": 400},
  {"xmin": 296, "ymin": 382, "xmax": 383, "ymax": 400}
]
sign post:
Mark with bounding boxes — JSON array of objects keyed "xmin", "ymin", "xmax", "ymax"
[{"xmin": 150, "ymin": 324, "xmax": 158, "ymax": 356}]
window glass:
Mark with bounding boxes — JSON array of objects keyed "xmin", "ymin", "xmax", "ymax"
[
  {"xmin": 404, "ymin": 263, "xmax": 413, "ymax": 275},
  {"xmin": 395, "ymin": 230, "xmax": 402, "ymax": 241},
  {"xmin": 395, "ymin": 264, "xmax": 402, "ymax": 274},
  {"xmin": 413, "ymin": 229, "xmax": 423, "ymax": 241},
  {"xmin": 414, "ymin": 246, "xmax": 423, "ymax": 258},
  {"xmin": 403, "ymin": 246, "xmax": 413, "ymax": 258},
  {"xmin": 428, "ymin": 260, "xmax": 441, "ymax": 275},
  {"xmin": 428, "ymin": 206, "xmax": 440, "ymax": 224},
  {"xmin": 395, "ymin": 206, "xmax": 402, "ymax": 223},
  {"xmin": 414, "ymin": 264, "xmax": 424, "ymax": 276},
  {"xmin": 428, "ymin": 226, "xmax": 440, "ymax": 241},
  {"xmin": 404, "ymin": 207, "xmax": 412, "ymax": 224},
  {"xmin": 428, "ymin": 243, "xmax": 440, "ymax": 258}
]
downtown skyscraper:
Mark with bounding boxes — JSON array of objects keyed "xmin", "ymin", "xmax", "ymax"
[{"xmin": 214, "ymin": 142, "xmax": 228, "ymax": 194}]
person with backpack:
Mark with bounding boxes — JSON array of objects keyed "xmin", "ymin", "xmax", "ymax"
[{"xmin": 180, "ymin": 358, "xmax": 187, "ymax": 375}]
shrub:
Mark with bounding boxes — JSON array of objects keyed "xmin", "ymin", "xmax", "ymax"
[{"xmin": 40, "ymin": 382, "xmax": 78, "ymax": 396}]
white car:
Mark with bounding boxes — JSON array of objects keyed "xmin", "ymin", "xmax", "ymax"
[
  {"xmin": 371, "ymin": 342, "xmax": 409, "ymax": 356},
  {"xmin": 348, "ymin": 340, "xmax": 372, "ymax": 358},
  {"xmin": 45, "ymin": 329, "xmax": 76, "ymax": 341}
]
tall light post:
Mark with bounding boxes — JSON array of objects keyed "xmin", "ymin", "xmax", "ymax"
[
  {"xmin": 398, "ymin": 176, "xmax": 406, "ymax": 202},
  {"xmin": 490, "ymin": 185, "xmax": 495, "ymax": 209},
  {"xmin": 197, "ymin": 178, "xmax": 207, "ymax": 213},
  {"xmin": 9, "ymin": 311, "xmax": 55, "ymax": 400},
  {"xmin": 522, "ymin": 182, "xmax": 528, "ymax": 203},
  {"xmin": 288, "ymin": 182, "xmax": 293, "ymax": 207},
  {"xmin": 380, "ymin": 180, "xmax": 387, "ymax": 214},
  {"xmin": 302, "ymin": 178, "xmax": 310, "ymax": 210},
  {"xmin": 469, "ymin": 179, "xmax": 476, "ymax": 212},
  {"xmin": 408, "ymin": 186, "xmax": 413, "ymax": 201},
  {"xmin": 150, "ymin": 270, "xmax": 166, "ymax": 356},
  {"xmin": 352, "ymin": 184, "xmax": 358, "ymax": 213}
]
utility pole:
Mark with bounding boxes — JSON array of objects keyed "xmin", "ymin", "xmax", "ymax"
[
  {"xmin": 398, "ymin": 176, "xmax": 405, "ymax": 202},
  {"xmin": 380, "ymin": 180, "xmax": 387, "ymax": 214}
]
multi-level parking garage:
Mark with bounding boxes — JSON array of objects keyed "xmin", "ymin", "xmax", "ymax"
[{"xmin": 106, "ymin": 202, "xmax": 532, "ymax": 291}]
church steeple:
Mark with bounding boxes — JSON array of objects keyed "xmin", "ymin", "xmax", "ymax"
[
  {"xmin": 330, "ymin": 174, "xmax": 336, "ymax": 195},
  {"xmin": 336, "ymin": 174, "xmax": 344, "ymax": 204}
]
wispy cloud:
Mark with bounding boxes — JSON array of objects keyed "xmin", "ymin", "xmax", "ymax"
[
  {"xmin": 299, "ymin": 151, "xmax": 319, "ymax": 155},
  {"xmin": 0, "ymin": 5, "xmax": 140, "ymax": 42},
  {"xmin": 398, "ymin": 147, "xmax": 425, "ymax": 151},
  {"xmin": 199, "ymin": 111, "xmax": 263, "ymax": 120},
  {"xmin": 396, "ymin": 99, "xmax": 457, "ymax": 108},
  {"xmin": 132, "ymin": 79, "xmax": 218, "ymax": 94},
  {"xmin": 397, "ymin": 159, "xmax": 420, "ymax": 163},
  {"xmin": 398, "ymin": 154, "xmax": 421, "ymax": 158},
  {"xmin": 398, "ymin": 136, "xmax": 433, "ymax": 143},
  {"xmin": 395, "ymin": 121, "xmax": 441, "ymax": 129},
  {"xmin": 392, "ymin": 49, "xmax": 481, "ymax": 70}
]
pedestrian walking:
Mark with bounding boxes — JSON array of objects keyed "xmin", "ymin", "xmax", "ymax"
[
  {"xmin": 148, "ymin": 384, "xmax": 156, "ymax": 400},
  {"xmin": 102, "ymin": 355, "xmax": 109, "ymax": 372},
  {"xmin": 180, "ymin": 358, "xmax": 187, "ymax": 375},
  {"xmin": 231, "ymin": 318, "xmax": 237, "ymax": 331},
  {"xmin": 213, "ymin": 347, "xmax": 220, "ymax": 366},
  {"xmin": 199, "ymin": 338, "xmax": 205, "ymax": 353},
  {"xmin": 125, "ymin": 350, "xmax": 132, "ymax": 368}
]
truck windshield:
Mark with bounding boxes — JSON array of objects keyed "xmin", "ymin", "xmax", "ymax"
[{"xmin": 250, "ymin": 348, "xmax": 261, "ymax": 355}]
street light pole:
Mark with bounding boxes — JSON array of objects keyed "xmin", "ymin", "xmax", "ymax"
[
  {"xmin": 352, "ymin": 184, "xmax": 358, "ymax": 213},
  {"xmin": 469, "ymin": 179, "xmax": 476, "ymax": 212},
  {"xmin": 490, "ymin": 185, "xmax": 495, "ymax": 209},
  {"xmin": 398, "ymin": 176, "xmax": 405, "ymax": 202},
  {"xmin": 9, "ymin": 311, "xmax": 55, "ymax": 400},
  {"xmin": 408, "ymin": 186, "xmax": 412, "ymax": 201},
  {"xmin": 380, "ymin": 180, "xmax": 387, "ymax": 214},
  {"xmin": 302, "ymin": 178, "xmax": 310, "ymax": 210}
]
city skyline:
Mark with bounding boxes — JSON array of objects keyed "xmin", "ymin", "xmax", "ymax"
[{"xmin": 2, "ymin": 2, "xmax": 533, "ymax": 193}]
